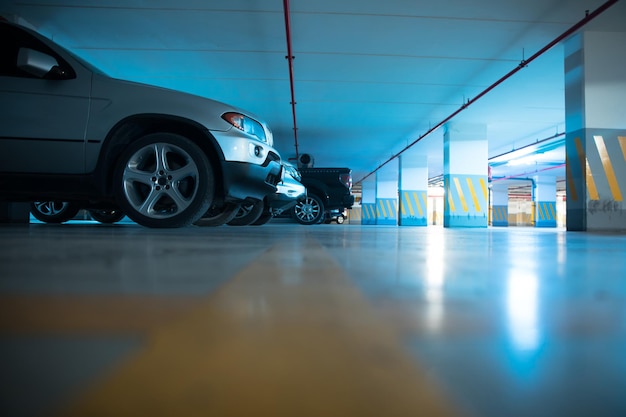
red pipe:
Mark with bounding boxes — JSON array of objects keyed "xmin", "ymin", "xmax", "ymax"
[
  {"xmin": 283, "ymin": 0, "xmax": 299, "ymax": 159},
  {"xmin": 355, "ymin": 0, "xmax": 619, "ymax": 184}
]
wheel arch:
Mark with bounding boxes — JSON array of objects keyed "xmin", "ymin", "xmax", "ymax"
[
  {"xmin": 301, "ymin": 184, "xmax": 329, "ymax": 206},
  {"xmin": 95, "ymin": 114, "xmax": 225, "ymax": 198}
]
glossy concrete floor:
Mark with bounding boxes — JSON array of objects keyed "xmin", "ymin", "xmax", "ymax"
[{"xmin": 0, "ymin": 220, "xmax": 625, "ymax": 417}]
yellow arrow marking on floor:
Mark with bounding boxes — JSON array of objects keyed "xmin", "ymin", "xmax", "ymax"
[{"xmin": 60, "ymin": 240, "xmax": 459, "ymax": 417}]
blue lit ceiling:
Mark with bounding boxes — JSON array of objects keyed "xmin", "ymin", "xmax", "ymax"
[{"xmin": 2, "ymin": 0, "xmax": 624, "ymax": 185}]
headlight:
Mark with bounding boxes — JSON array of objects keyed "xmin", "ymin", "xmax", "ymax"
[
  {"xmin": 222, "ymin": 112, "xmax": 267, "ymax": 143},
  {"xmin": 285, "ymin": 165, "xmax": 301, "ymax": 181}
]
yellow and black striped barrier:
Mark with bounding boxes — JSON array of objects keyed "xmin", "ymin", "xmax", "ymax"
[
  {"xmin": 375, "ymin": 198, "xmax": 397, "ymax": 225},
  {"xmin": 566, "ymin": 133, "xmax": 625, "ymax": 229},
  {"xmin": 534, "ymin": 201, "xmax": 557, "ymax": 227},
  {"xmin": 399, "ymin": 190, "xmax": 428, "ymax": 226},
  {"xmin": 444, "ymin": 174, "xmax": 489, "ymax": 227},
  {"xmin": 492, "ymin": 205, "xmax": 508, "ymax": 227},
  {"xmin": 361, "ymin": 203, "xmax": 376, "ymax": 225},
  {"xmin": 568, "ymin": 135, "xmax": 624, "ymax": 203}
]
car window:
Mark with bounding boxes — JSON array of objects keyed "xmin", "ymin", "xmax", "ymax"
[{"xmin": 0, "ymin": 23, "xmax": 76, "ymax": 79}]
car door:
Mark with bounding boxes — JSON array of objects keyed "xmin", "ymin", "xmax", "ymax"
[{"xmin": 0, "ymin": 23, "xmax": 91, "ymax": 174}]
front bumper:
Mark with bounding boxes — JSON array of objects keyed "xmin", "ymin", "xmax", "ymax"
[
  {"xmin": 210, "ymin": 127, "xmax": 282, "ymax": 202},
  {"xmin": 221, "ymin": 157, "xmax": 282, "ymax": 203},
  {"xmin": 211, "ymin": 128, "xmax": 277, "ymax": 165},
  {"xmin": 268, "ymin": 183, "xmax": 306, "ymax": 211}
]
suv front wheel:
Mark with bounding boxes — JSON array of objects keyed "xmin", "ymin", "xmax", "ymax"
[
  {"xmin": 114, "ymin": 133, "xmax": 214, "ymax": 228},
  {"xmin": 293, "ymin": 194, "xmax": 325, "ymax": 225}
]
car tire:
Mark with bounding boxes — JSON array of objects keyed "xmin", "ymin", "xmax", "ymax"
[
  {"xmin": 114, "ymin": 133, "xmax": 214, "ymax": 228},
  {"xmin": 227, "ymin": 200, "xmax": 264, "ymax": 226},
  {"xmin": 251, "ymin": 211, "xmax": 273, "ymax": 226},
  {"xmin": 194, "ymin": 203, "xmax": 240, "ymax": 227},
  {"xmin": 30, "ymin": 201, "xmax": 81, "ymax": 224},
  {"xmin": 88, "ymin": 208, "xmax": 126, "ymax": 224},
  {"xmin": 293, "ymin": 194, "xmax": 325, "ymax": 225},
  {"xmin": 336, "ymin": 215, "xmax": 345, "ymax": 224}
]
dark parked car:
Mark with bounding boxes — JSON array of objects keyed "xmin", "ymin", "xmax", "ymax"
[
  {"xmin": 226, "ymin": 161, "xmax": 306, "ymax": 226},
  {"xmin": 0, "ymin": 21, "xmax": 282, "ymax": 228},
  {"xmin": 293, "ymin": 167, "xmax": 355, "ymax": 225}
]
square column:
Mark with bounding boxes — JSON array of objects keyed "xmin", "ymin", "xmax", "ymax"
[
  {"xmin": 360, "ymin": 178, "xmax": 377, "ymax": 225},
  {"xmin": 491, "ymin": 183, "xmax": 509, "ymax": 227},
  {"xmin": 443, "ymin": 122, "xmax": 489, "ymax": 228},
  {"xmin": 399, "ymin": 153, "xmax": 428, "ymax": 226},
  {"xmin": 376, "ymin": 160, "xmax": 398, "ymax": 225},
  {"xmin": 565, "ymin": 32, "xmax": 626, "ymax": 232},
  {"xmin": 533, "ymin": 176, "xmax": 557, "ymax": 228}
]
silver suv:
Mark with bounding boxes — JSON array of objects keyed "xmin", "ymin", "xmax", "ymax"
[{"xmin": 0, "ymin": 21, "xmax": 282, "ymax": 228}]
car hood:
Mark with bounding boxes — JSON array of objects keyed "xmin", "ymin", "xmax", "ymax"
[{"xmin": 89, "ymin": 73, "xmax": 265, "ymax": 133}]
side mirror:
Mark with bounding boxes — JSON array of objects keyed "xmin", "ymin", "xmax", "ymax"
[{"xmin": 17, "ymin": 48, "xmax": 67, "ymax": 79}]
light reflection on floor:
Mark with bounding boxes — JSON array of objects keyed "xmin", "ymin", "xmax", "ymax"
[{"xmin": 0, "ymin": 223, "xmax": 624, "ymax": 417}]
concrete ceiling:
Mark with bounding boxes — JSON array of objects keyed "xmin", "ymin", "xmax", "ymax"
[{"xmin": 2, "ymin": 0, "xmax": 625, "ymax": 186}]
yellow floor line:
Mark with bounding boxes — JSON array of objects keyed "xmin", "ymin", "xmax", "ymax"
[
  {"xmin": 59, "ymin": 238, "xmax": 460, "ymax": 417},
  {"xmin": 0, "ymin": 295, "xmax": 205, "ymax": 334}
]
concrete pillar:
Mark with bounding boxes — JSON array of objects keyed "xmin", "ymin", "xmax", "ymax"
[
  {"xmin": 376, "ymin": 160, "xmax": 398, "ymax": 226},
  {"xmin": 533, "ymin": 176, "xmax": 557, "ymax": 228},
  {"xmin": 564, "ymin": 31, "xmax": 626, "ymax": 232},
  {"xmin": 491, "ymin": 183, "xmax": 509, "ymax": 227},
  {"xmin": 399, "ymin": 154, "xmax": 428, "ymax": 226},
  {"xmin": 360, "ymin": 178, "xmax": 377, "ymax": 225},
  {"xmin": 443, "ymin": 122, "xmax": 489, "ymax": 227}
]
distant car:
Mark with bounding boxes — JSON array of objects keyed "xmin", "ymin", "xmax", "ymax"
[
  {"xmin": 0, "ymin": 21, "xmax": 282, "ymax": 228},
  {"xmin": 30, "ymin": 200, "xmax": 125, "ymax": 224},
  {"xmin": 323, "ymin": 209, "xmax": 347, "ymax": 224},
  {"xmin": 227, "ymin": 161, "xmax": 306, "ymax": 226},
  {"xmin": 293, "ymin": 167, "xmax": 355, "ymax": 225}
]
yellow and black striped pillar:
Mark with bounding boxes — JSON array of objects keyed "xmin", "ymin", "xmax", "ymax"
[
  {"xmin": 399, "ymin": 190, "xmax": 428, "ymax": 226},
  {"xmin": 444, "ymin": 175, "xmax": 489, "ymax": 227},
  {"xmin": 361, "ymin": 203, "xmax": 377, "ymax": 225},
  {"xmin": 443, "ymin": 122, "xmax": 488, "ymax": 228},
  {"xmin": 566, "ymin": 132, "xmax": 626, "ymax": 230},
  {"xmin": 533, "ymin": 177, "xmax": 557, "ymax": 228},
  {"xmin": 564, "ymin": 32, "xmax": 626, "ymax": 231},
  {"xmin": 361, "ymin": 179, "xmax": 377, "ymax": 225},
  {"xmin": 375, "ymin": 162, "xmax": 399, "ymax": 226},
  {"xmin": 534, "ymin": 201, "xmax": 557, "ymax": 227},
  {"xmin": 399, "ymin": 153, "xmax": 429, "ymax": 227},
  {"xmin": 375, "ymin": 198, "xmax": 398, "ymax": 225},
  {"xmin": 491, "ymin": 183, "xmax": 509, "ymax": 227}
]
